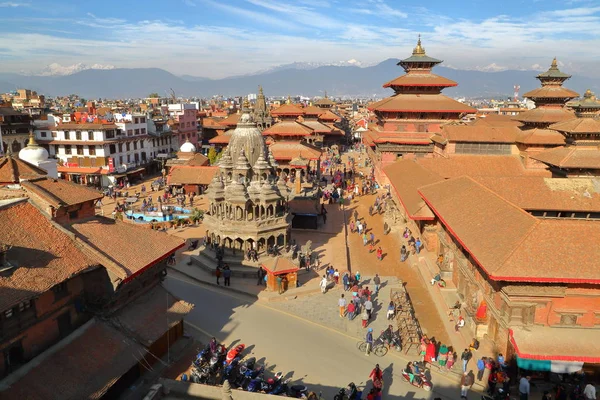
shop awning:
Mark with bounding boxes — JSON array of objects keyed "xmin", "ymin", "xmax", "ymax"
[{"xmin": 509, "ymin": 327, "xmax": 600, "ymax": 367}]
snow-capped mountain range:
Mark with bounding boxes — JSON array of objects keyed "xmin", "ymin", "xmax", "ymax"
[
  {"xmin": 22, "ymin": 63, "xmax": 116, "ymax": 76},
  {"xmin": 250, "ymin": 59, "xmax": 374, "ymax": 75}
]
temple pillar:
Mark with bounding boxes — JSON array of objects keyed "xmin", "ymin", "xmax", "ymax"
[{"xmin": 295, "ymin": 169, "xmax": 302, "ymax": 194}]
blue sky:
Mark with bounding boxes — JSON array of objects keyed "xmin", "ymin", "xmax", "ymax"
[{"xmin": 0, "ymin": 0, "xmax": 599, "ymax": 78}]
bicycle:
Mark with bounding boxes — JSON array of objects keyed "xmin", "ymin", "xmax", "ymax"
[{"xmin": 356, "ymin": 341, "xmax": 388, "ymax": 357}]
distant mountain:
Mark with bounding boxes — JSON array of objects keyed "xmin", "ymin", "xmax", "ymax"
[
  {"xmin": 179, "ymin": 75, "xmax": 212, "ymax": 82},
  {"xmin": 252, "ymin": 59, "xmax": 368, "ymax": 75},
  {"xmin": 23, "ymin": 63, "xmax": 116, "ymax": 76},
  {"xmin": 1, "ymin": 59, "xmax": 599, "ymax": 99}
]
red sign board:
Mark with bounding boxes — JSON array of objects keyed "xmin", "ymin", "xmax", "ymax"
[{"xmin": 108, "ymin": 157, "xmax": 115, "ymax": 173}]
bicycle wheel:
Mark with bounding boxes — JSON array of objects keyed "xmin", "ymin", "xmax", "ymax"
[
  {"xmin": 374, "ymin": 345, "xmax": 388, "ymax": 357},
  {"xmin": 357, "ymin": 341, "xmax": 368, "ymax": 352}
]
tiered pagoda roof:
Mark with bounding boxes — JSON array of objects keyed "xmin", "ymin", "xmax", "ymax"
[{"xmin": 271, "ymin": 103, "xmax": 304, "ymax": 118}]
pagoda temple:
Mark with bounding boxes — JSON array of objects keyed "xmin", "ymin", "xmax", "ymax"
[
  {"xmin": 514, "ymin": 58, "xmax": 578, "ymax": 168},
  {"xmin": 363, "ymin": 36, "xmax": 475, "ymax": 175},
  {"xmin": 262, "ymin": 100, "xmax": 322, "ymax": 175},
  {"xmin": 532, "ymin": 89, "xmax": 600, "ymax": 176},
  {"xmin": 253, "ymin": 85, "xmax": 273, "ymax": 130},
  {"xmin": 203, "ymin": 101, "xmax": 291, "ymax": 252}
]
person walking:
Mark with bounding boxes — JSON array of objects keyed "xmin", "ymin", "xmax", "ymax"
[
  {"xmin": 320, "ymin": 275, "xmax": 328, "ymax": 294},
  {"xmin": 347, "ymin": 301, "xmax": 356, "ymax": 320},
  {"xmin": 223, "ymin": 266, "xmax": 232, "ymax": 287},
  {"xmin": 477, "ymin": 357, "xmax": 486, "ymax": 381},
  {"xmin": 373, "ymin": 274, "xmax": 381, "ymax": 295},
  {"xmin": 362, "ymin": 232, "xmax": 368, "ymax": 246},
  {"xmin": 342, "ymin": 273, "xmax": 350, "ymax": 291},
  {"xmin": 461, "ymin": 349, "xmax": 473, "ymax": 372},
  {"xmin": 365, "ymin": 327, "xmax": 374, "ymax": 355},
  {"xmin": 460, "ymin": 371, "xmax": 474, "ymax": 399},
  {"xmin": 519, "ymin": 376, "xmax": 531, "ymax": 400},
  {"xmin": 376, "ymin": 247, "xmax": 383, "ymax": 261},
  {"xmin": 361, "ymin": 308, "xmax": 369, "ymax": 328},
  {"xmin": 370, "ymin": 232, "xmax": 375, "ymax": 245},
  {"xmin": 487, "ymin": 368, "xmax": 498, "ymax": 395},
  {"xmin": 338, "ymin": 294, "xmax": 347, "ymax": 318},
  {"xmin": 364, "ymin": 297, "xmax": 373, "ymax": 320},
  {"xmin": 215, "ymin": 265, "xmax": 222, "ymax": 285},
  {"xmin": 256, "ymin": 266, "xmax": 265, "ymax": 286},
  {"xmin": 583, "ymin": 383, "xmax": 596, "ymax": 400},
  {"xmin": 369, "ymin": 364, "xmax": 383, "ymax": 391},
  {"xmin": 446, "ymin": 351, "xmax": 455, "ymax": 371},
  {"xmin": 277, "ymin": 275, "xmax": 283, "ymax": 294},
  {"xmin": 355, "ymin": 271, "xmax": 361, "ymax": 283}
]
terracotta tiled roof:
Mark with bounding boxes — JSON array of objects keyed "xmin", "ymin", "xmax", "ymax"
[
  {"xmin": 165, "ymin": 153, "xmax": 209, "ymax": 167},
  {"xmin": 419, "ymin": 176, "xmax": 600, "ymax": 283},
  {"xmin": 474, "ymin": 176, "xmax": 600, "ymax": 212},
  {"xmin": 167, "ymin": 166, "xmax": 219, "ymax": 186},
  {"xmin": 472, "ymin": 115, "xmax": 523, "ymax": 128},
  {"xmin": 0, "ymin": 201, "xmax": 98, "ymax": 311},
  {"xmin": 416, "ymin": 155, "xmax": 542, "ymax": 179},
  {"xmin": 260, "ymin": 256, "xmax": 299, "ymax": 276},
  {"xmin": 383, "ymin": 73, "xmax": 457, "ymax": 88},
  {"xmin": 302, "ymin": 105, "xmax": 323, "ymax": 115},
  {"xmin": 383, "ymin": 160, "xmax": 442, "ymax": 220},
  {"xmin": 111, "ymin": 285, "xmax": 193, "ymax": 346},
  {"xmin": 270, "ymin": 104, "xmax": 304, "ymax": 117},
  {"xmin": 68, "ymin": 217, "xmax": 185, "ymax": 282},
  {"xmin": 57, "ymin": 166, "xmax": 107, "ymax": 175},
  {"xmin": 202, "ymin": 117, "xmax": 224, "ymax": 129},
  {"xmin": 300, "ymin": 120, "xmax": 333, "ymax": 133},
  {"xmin": 5, "ymin": 319, "xmax": 145, "ymax": 400},
  {"xmin": 219, "ymin": 113, "xmax": 241, "ymax": 126},
  {"xmin": 510, "ymin": 326, "xmax": 600, "ymax": 363},
  {"xmin": 523, "ymin": 86, "xmax": 579, "ymax": 99},
  {"xmin": 531, "ymin": 146, "xmax": 600, "ymax": 169},
  {"xmin": 208, "ymin": 134, "xmax": 232, "ymax": 144},
  {"xmin": 314, "ymin": 97, "xmax": 335, "ymax": 107},
  {"xmin": 365, "ymin": 129, "xmax": 432, "ymax": 145},
  {"xmin": 369, "ymin": 94, "xmax": 476, "ymax": 113},
  {"xmin": 263, "ymin": 121, "xmax": 313, "ymax": 137},
  {"xmin": 0, "ymin": 155, "xmax": 47, "ymax": 183},
  {"xmin": 269, "ymin": 141, "xmax": 322, "ymax": 160},
  {"xmin": 515, "ymin": 128, "xmax": 566, "ymax": 145},
  {"xmin": 21, "ymin": 177, "xmax": 103, "ymax": 207},
  {"xmin": 442, "ymin": 125, "xmax": 519, "ymax": 143},
  {"xmin": 513, "ymin": 107, "xmax": 575, "ymax": 124},
  {"xmin": 318, "ymin": 110, "xmax": 342, "ymax": 122},
  {"xmin": 550, "ymin": 117, "xmax": 600, "ymax": 133}
]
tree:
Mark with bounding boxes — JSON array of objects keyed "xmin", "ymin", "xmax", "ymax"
[
  {"xmin": 148, "ymin": 93, "xmax": 159, "ymax": 98},
  {"xmin": 207, "ymin": 147, "xmax": 220, "ymax": 165}
]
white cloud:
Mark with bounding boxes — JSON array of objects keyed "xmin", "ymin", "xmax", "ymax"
[{"xmin": 0, "ymin": 2, "xmax": 29, "ymax": 6}]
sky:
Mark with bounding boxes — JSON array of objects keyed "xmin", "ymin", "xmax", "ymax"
[{"xmin": 0, "ymin": 0, "xmax": 599, "ymax": 78}]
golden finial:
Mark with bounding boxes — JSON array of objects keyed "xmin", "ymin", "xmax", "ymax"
[
  {"xmin": 286, "ymin": 95, "xmax": 291, "ymax": 104},
  {"xmin": 412, "ymin": 34, "xmax": 425, "ymax": 56},
  {"xmin": 27, "ymin": 130, "xmax": 38, "ymax": 146},
  {"xmin": 242, "ymin": 98, "xmax": 250, "ymax": 109},
  {"xmin": 324, "ymin": 90, "xmax": 328, "ymax": 99},
  {"xmin": 584, "ymin": 89, "xmax": 593, "ymax": 98},
  {"xmin": 258, "ymin": 85, "xmax": 264, "ymax": 95},
  {"xmin": 550, "ymin": 57, "xmax": 558, "ymax": 69}
]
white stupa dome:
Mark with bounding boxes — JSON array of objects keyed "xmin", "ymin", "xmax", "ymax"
[
  {"xmin": 179, "ymin": 140, "xmax": 196, "ymax": 153},
  {"xmin": 19, "ymin": 134, "xmax": 49, "ymax": 164}
]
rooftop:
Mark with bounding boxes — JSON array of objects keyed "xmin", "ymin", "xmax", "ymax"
[
  {"xmin": 383, "ymin": 159, "xmax": 442, "ymax": 220},
  {"xmin": 369, "ymin": 94, "xmax": 476, "ymax": 113},
  {"xmin": 474, "ymin": 176, "xmax": 600, "ymax": 213},
  {"xmin": 260, "ymin": 256, "xmax": 299, "ymax": 276},
  {"xmin": 549, "ymin": 117, "xmax": 600, "ymax": 134},
  {"xmin": 513, "ymin": 107, "xmax": 576, "ymax": 124},
  {"xmin": 21, "ymin": 177, "xmax": 103, "ymax": 207},
  {"xmin": 268, "ymin": 141, "xmax": 322, "ymax": 161},
  {"xmin": 0, "ymin": 154, "xmax": 47, "ymax": 183},
  {"xmin": 0, "ymin": 201, "xmax": 98, "ymax": 311},
  {"xmin": 441, "ymin": 125, "xmax": 519, "ymax": 143},
  {"xmin": 416, "ymin": 155, "xmax": 546, "ymax": 179},
  {"xmin": 167, "ymin": 166, "xmax": 219, "ymax": 186},
  {"xmin": 418, "ymin": 176, "xmax": 600, "ymax": 283},
  {"xmin": 262, "ymin": 121, "xmax": 313, "ymax": 137},
  {"xmin": 270, "ymin": 103, "xmax": 304, "ymax": 117},
  {"xmin": 383, "ymin": 73, "xmax": 457, "ymax": 88},
  {"xmin": 515, "ymin": 128, "xmax": 566, "ymax": 145},
  {"xmin": 68, "ymin": 217, "xmax": 185, "ymax": 283},
  {"xmin": 532, "ymin": 146, "xmax": 600, "ymax": 169}
]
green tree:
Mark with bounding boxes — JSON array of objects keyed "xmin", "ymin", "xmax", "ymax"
[
  {"xmin": 208, "ymin": 147, "xmax": 219, "ymax": 165},
  {"xmin": 148, "ymin": 92, "xmax": 159, "ymax": 98}
]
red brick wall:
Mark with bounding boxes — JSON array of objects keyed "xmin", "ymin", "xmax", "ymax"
[{"xmin": 534, "ymin": 292, "xmax": 600, "ymax": 327}]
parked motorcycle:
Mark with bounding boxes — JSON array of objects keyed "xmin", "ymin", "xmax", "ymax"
[
  {"xmin": 221, "ymin": 357, "xmax": 240, "ymax": 384},
  {"xmin": 401, "ymin": 363, "xmax": 432, "ymax": 391},
  {"xmin": 193, "ymin": 344, "xmax": 212, "ymax": 368},
  {"xmin": 226, "ymin": 344, "xmax": 245, "ymax": 365},
  {"xmin": 482, "ymin": 387, "xmax": 510, "ymax": 400},
  {"xmin": 333, "ymin": 382, "xmax": 361, "ymax": 400}
]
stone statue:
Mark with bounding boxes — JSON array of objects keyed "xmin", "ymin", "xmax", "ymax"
[{"xmin": 302, "ymin": 240, "xmax": 312, "ymax": 256}]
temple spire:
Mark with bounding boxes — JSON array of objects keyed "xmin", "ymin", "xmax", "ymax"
[
  {"xmin": 27, "ymin": 130, "xmax": 38, "ymax": 146},
  {"xmin": 412, "ymin": 34, "xmax": 426, "ymax": 56}
]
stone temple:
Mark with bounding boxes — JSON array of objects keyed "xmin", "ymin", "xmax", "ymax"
[{"xmin": 203, "ymin": 101, "xmax": 292, "ymax": 252}]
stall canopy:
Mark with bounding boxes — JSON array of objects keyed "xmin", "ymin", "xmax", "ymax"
[{"xmin": 510, "ymin": 327, "xmax": 600, "ymax": 372}]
